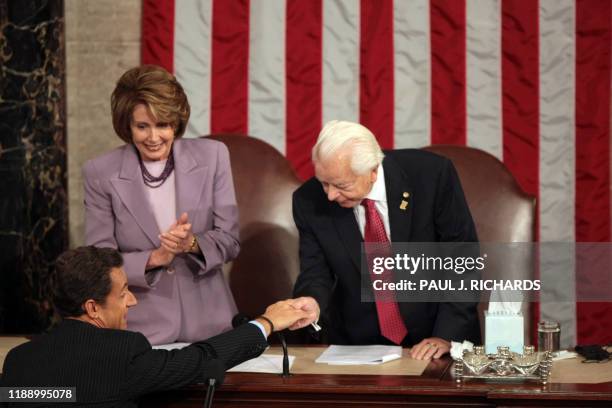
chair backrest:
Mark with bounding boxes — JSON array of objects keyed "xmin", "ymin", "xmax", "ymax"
[
  {"xmin": 423, "ymin": 145, "xmax": 536, "ymax": 341},
  {"xmin": 206, "ymin": 135, "xmax": 301, "ymax": 318},
  {"xmin": 423, "ymin": 145, "xmax": 535, "ymax": 243}
]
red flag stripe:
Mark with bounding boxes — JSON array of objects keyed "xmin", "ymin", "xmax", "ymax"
[
  {"xmin": 210, "ymin": 0, "xmax": 250, "ymax": 134},
  {"xmin": 501, "ymin": 0, "xmax": 539, "ymax": 198},
  {"xmin": 141, "ymin": 0, "xmax": 175, "ymax": 73},
  {"xmin": 285, "ymin": 0, "xmax": 323, "ymax": 180},
  {"xmin": 501, "ymin": 0, "xmax": 540, "ymax": 342},
  {"xmin": 575, "ymin": 0, "xmax": 612, "ymax": 344},
  {"xmin": 360, "ymin": 0, "xmax": 394, "ymax": 149},
  {"xmin": 430, "ymin": 0, "xmax": 466, "ymax": 145}
]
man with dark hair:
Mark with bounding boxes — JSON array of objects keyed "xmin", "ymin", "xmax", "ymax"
[
  {"xmin": 53, "ymin": 246, "xmax": 129, "ymax": 327},
  {"xmin": 2, "ymin": 246, "xmax": 308, "ymax": 407}
]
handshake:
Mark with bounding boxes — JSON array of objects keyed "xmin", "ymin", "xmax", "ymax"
[{"xmin": 255, "ymin": 296, "xmax": 320, "ymax": 337}]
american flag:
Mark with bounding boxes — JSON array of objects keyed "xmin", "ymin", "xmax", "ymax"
[{"xmin": 141, "ymin": 0, "xmax": 612, "ymax": 346}]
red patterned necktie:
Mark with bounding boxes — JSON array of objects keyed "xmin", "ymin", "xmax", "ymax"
[{"xmin": 361, "ymin": 198, "xmax": 408, "ymax": 345}]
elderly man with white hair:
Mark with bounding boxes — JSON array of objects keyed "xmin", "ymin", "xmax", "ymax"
[{"xmin": 289, "ymin": 120, "xmax": 480, "ymax": 360}]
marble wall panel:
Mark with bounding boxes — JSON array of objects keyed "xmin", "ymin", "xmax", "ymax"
[
  {"xmin": 0, "ymin": 0, "xmax": 141, "ymax": 333},
  {"xmin": 0, "ymin": 0, "xmax": 67, "ymax": 332}
]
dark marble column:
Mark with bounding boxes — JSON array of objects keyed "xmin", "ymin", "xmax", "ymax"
[{"xmin": 0, "ymin": 0, "xmax": 67, "ymax": 333}]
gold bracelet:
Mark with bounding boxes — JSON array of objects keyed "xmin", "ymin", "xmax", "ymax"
[{"xmin": 187, "ymin": 236, "xmax": 197, "ymax": 253}]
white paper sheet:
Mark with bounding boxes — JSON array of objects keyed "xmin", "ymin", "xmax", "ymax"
[
  {"xmin": 152, "ymin": 342, "xmax": 191, "ymax": 351},
  {"xmin": 315, "ymin": 345, "xmax": 402, "ymax": 365},
  {"xmin": 228, "ymin": 354, "xmax": 295, "ymax": 374}
]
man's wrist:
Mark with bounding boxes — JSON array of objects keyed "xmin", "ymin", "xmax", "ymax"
[{"xmin": 255, "ymin": 315, "xmax": 275, "ymax": 336}]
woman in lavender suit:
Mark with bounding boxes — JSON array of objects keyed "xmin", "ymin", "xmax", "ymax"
[{"xmin": 83, "ymin": 65, "xmax": 239, "ymax": 345}]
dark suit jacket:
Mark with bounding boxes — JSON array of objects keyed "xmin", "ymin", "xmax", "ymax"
[
  {"xmin": 293, "ymin": 149, "xmax": 481, "ymax": 346},
  {"xmin": 1, "ymin": 319, "xmax": 267, "ymax": 407}
]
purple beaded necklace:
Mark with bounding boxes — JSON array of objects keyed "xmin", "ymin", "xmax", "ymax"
[{"xmin": 136, "ymin": 145, "xmax": 175, "ymax": 188}]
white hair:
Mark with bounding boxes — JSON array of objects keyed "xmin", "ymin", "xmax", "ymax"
[{"xmin": 312, "ymin": 120, "xmax": 385, "ymax": 175}]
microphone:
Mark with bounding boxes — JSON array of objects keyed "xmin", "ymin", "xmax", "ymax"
[
  {"xmin": 231, "ymin": 312, "xmax": 291, "ymax": 377},
  {"xmin": 278, "ymin": 330, "xmax": 291, "ymax": 378},
  {"xmin": 203, "ymin": 359, "xmax": 225, "ymax": 408}
]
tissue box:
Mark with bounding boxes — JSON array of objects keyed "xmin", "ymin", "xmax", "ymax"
[{"xmin": 485, "ymin": 311, "xmax": 524, "ymax": 354}]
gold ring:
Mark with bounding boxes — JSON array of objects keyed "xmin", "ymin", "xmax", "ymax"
[{"xmin": 175, "ymin": 242, "xmax": 178, "ymax": 248}]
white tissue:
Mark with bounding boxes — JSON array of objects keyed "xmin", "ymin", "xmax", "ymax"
[
  {"xmin": 485, "ymin": 290, "xmax": 525, "ymax": 354},
  {"xmin": 450, "ymin": 340, "xmax": 474, "ymax": 360},
  {"xmin": 488, "ymin": 289, "xmax": 522, "ymax": 314}
]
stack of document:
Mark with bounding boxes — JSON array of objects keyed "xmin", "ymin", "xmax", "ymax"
[
  {"xmin": 315, "ymin": 345, "xmax": 402, "ymax": 365},
  {"xmin": 228, "ymin": 355, "xmax": 295, "ymax": 373}
]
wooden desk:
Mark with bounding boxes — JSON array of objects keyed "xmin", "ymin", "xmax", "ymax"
[{"xmin": 141, "ymin": 354, "xmax": 612, "ymax": 407}]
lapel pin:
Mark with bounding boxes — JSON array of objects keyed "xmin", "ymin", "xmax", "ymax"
[{"xmin": 400, "ymin": 192, "xmax": 409, "ymax": 210}]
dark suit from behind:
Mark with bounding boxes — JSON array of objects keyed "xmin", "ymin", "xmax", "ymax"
[
  {"xmin": 1, "ymin": 319, "xmax": 267, "ymax": 407},
  {"xmin": 293, "ymin": 149, "xmax": 481, "ymax": 346}
]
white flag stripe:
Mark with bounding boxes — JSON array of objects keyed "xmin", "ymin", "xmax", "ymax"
[
  {"xmin": 174, "ymin": 0, "xmax": 212, "ymax": 138},
  {"xmin": 466, "ymin": 0, "xmax": 502, "ymax": 160},
  {"xmin": 248, "ymin": 0, "xmax": 286, "ymax": 153},
  {"xmin": 538, "ymin": 0, "xmax": 577, "ymax": 347},
  {"xmin": 322, "ymin": 0, "xmax": 360, "ymax": 124},
  {"xmin": 393, "ymin": 0, "xmax": 430, "ymax": 149}
]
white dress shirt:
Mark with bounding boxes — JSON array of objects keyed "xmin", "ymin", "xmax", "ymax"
[{"xmin": 353, "ymin": 164, "xmax": 391, "ymax": 240}]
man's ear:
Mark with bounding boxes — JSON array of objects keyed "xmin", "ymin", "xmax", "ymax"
[
  {"xmin": 82, "ymin": 299, "xmax": 99, "ymax": 319},
  {"xmin": 370, "ymin": 167, "xmax": 378, "ymax": 183}
]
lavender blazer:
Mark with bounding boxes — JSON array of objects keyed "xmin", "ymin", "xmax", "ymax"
[{"xmin": 83, "ymin": 138, "xmax": 239, "ymax": 345}]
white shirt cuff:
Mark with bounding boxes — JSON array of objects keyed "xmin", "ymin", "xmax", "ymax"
[{"xmin": 249, "ymin": 320, "xmax": 268, "ymax": 338}]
